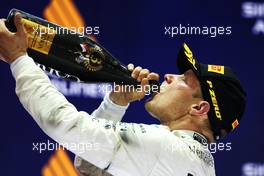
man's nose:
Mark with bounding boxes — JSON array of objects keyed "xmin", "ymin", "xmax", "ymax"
[{"xmin": 164, "ymin": 74, "xmax": 175, "ymax": 84}]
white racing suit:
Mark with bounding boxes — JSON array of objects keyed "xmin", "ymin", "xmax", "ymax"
[{"xmin": 11, "ymin": 55, "xmax": 216, "ymax": 176}]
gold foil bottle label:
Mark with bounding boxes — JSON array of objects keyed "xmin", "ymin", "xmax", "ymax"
[{"xmin": 21, "ymin": 18, "xmax": 56, "ymax": 55}]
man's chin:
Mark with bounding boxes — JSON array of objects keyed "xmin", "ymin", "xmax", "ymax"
[
  {"xmin": 145, "ymin": 97, "xmax": 153, "ymax": 104},
  {"xmin": 145, "ymin": 92, "xmax": 159, "ymax": 104},
  {"xmin": 144, "ymin": 96, "xmax": 154, "ymax": 107}
]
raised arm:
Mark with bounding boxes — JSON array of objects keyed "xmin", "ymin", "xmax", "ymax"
[
  {"xmin": 0, "ymin": 14, "xmax": 161, "ymax": 173},
  {"xmin": 11, "ymin": 55, "xmax": 124, "ymax": 168},
  {"xmin": 75, "ymin": 88, "xmax": 130, "ymax": 176},
  {"xmin": 91, "ymin": 92, "xmax": 129, "ymax": 122}
]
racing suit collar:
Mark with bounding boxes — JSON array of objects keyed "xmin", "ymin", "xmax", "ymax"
[{"xmin": 172, "ymin": 130, "xmax": 208, "ymax": 146}]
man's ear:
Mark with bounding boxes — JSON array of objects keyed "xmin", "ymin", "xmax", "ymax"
[{"xmin": 189, "ymin": 101, "xmax": 210, "ymax": 116}]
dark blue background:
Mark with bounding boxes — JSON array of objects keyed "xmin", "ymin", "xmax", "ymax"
[{"xmin": 0, "ymin": 0, "xmax": 263, "ymax": 175}]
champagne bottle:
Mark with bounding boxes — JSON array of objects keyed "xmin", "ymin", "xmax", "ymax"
[{"xmin": 5, "ymin": 9, "xmax": 159, "ymax": 90}]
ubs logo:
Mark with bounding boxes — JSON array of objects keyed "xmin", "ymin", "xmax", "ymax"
[{"xmin": 242, "ymin": 2, "xmax": 264, "ymax": 35}]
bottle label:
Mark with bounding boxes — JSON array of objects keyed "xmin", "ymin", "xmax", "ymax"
[{"xmin": 21, "ymin": 18, "xmax": 56, "ymax": 55}]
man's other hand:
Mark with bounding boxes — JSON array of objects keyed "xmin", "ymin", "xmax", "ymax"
[{"xmin": 110, "ymin": 64, "xmax": 159, "ymax": 106}]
